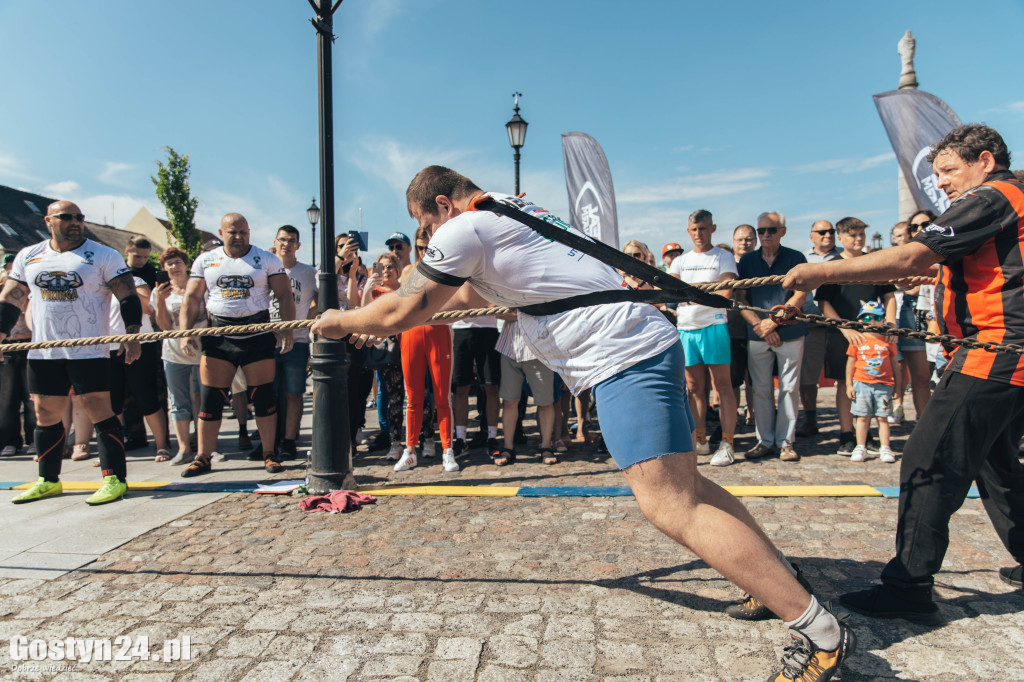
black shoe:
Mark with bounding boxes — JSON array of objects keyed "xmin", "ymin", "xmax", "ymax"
[
  {"xmin": 486, "ymin": 437, "xmax": 502, "ymax": 457},
  {"xmin": 513, "ymin": 427, "xmax": 527, "ymax": 445},
  {"xmin": 795, "ymin": 421, "xmax": 819, "ymax": 437},
  {"xmin": 246, "ymin": 444, "xmax": 264, "ymax": 461},
  {"xmin": 709, "ymin": 424, "xmax": 723, "ymax": 445},
  {"xmin": 124, "ymin": 436, "xmax": 148, "ymax": 451},
  {"xmin": 836, "ymin": 436, "xmax": 855, "ymax": 456},
  {"xmin": 181, "ymin": 457, "xmax": 211, "ymax": 478},
  {"xmin": 999, "ymin": 565, "xmax": 1023, "ymax": 589},
  {"xmin": 839, "ymin": 584, "xmax": 941, "ymax": 625},
  {"xmin": 369, "ymin": 432, "xmax": 391, "ymax": 451},
  {"xmin": 745, "ymin": 443, "xmax": 776, "ymax": 460},
  {"xmin": 771, "ymin": 620, "xmax": 856, "ymax": 682},
  {"xmin": 453, "ymin": 438, "xmax": 467, "ymax": 457},
  {"xmin": 279, "ymin": 440, "xmax": 298, "ymax": 460},
  {"xmin": 726, "ymin": 564, "xmax": 812, "ymax": 621},
  {"xmin": 264, "ymin": 457, "xmax": 283, "ymax": 474},
  {"xmin": 468, "ymin": 431, "xmax": 487, "ymax": 448}
]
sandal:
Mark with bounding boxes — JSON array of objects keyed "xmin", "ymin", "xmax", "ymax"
[
  {"xmin": 539, "ymin": 448, "xmax": 557, "ymax": 465},
  {"xmin": 492, "ymin": 447, "xmax": 516, "ymax": 466},
  {"xmin": 154, "ymin": 449, "xmax": 171, "ymax": 463}
]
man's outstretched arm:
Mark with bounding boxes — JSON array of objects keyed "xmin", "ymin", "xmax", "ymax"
[{"xmin": 311, "ymin": 266, "xmax": 460, "ymax": 339}]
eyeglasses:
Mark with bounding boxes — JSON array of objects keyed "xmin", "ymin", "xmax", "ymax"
[
  {"xmin": 813, "ymin": 229, "xmax": 836, "ymax": 236},
  {"xmin": 756, "ymin": 227, "xmax": 779, "ymax": 235},
  {"xmin": 388, "ymin": 242, "xmax": 407, "ymax": 251},
  {"xmin": 625, "ymin": 251, "xmax": 644, "ymax": 259},
  {"xmin": 51, "ymin": 213, "xmax": 85, "ymax": 222},
  {"xmin": 275, "ymin": 237, "xmax": 298, "ymax": 246}
]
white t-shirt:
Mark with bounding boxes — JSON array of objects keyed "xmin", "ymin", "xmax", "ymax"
[
  {"xmin": 161, "ymin": 289, "xmax": 206, "ymax": 365},
  {"xmin": 452, "ymin": 315, "xmax": 498, "ymax": 330},
  {"xmin": 10, "ymin": 238, "xmax": 130, "ymax": 360},
  {"xmin": 668, "ymin": 247, "xmax": 737, "ymax": 330},
  {"xmin": 108, "ymin": 276, "xmax": 155, "ymax": 351},
  {"xmin": 271, "ymin": 261, "xmax": 318, "ymax": 344},
  {"xmin": 190, "ymin": 246, "xmax": 286, "ymax": 318},
  {"xmin": 419, "ymin": 193, "xmax": 678, "ymax": 394}
]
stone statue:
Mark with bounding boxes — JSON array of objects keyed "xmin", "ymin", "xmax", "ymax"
[{"xmin": 898, "ymin": 30, "xmax": 918, "ymax": 89}]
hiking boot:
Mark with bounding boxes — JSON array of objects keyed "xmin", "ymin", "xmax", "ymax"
[
  {"xmin": 86, "ymin": 475, "xmax": 128, "ymax": 506},
  {"xmin": 394, "ymin": 449, "xmax": 416, "ymax": 471},
  {"xmin": 779, "ymin": 445, "xmax": 800, "ymax": 462},
  {"xmin": 442, "ymin": 449, "xmax": 459, "ymax": 472},
  {"xmin": 745, "ymin": 443, "xmax": 775, "ymax": 460},
  {"xmin": 999, "ymin": 565, "xmax": 1023, "ymax": 589},
  {"xmin": 839, "ymin": 583, "xmax": 941, "ymax": 625},
  {"xmin": 710, "ymin": 441, "xmax": 735, "ymax": 467},
  {"xmin": 11, "ymin": 478, "xmax": 62, "ymax": 504},
  {"xmin": 181, "ymin": 456, "xmax": 212, "ymax": 478},
  {"xmin": 769, "ymin": 620, "xmax": 856, "ymax": 682},
  {"xmin": 850, "ymin": 445, "xmax": 866, "ymax": 462},
  {"xmin": 370, "ymin": 432, "xmax": 391, "ymax": 451},
  {"xmin": 727, "ymin": 565, "xmax": 813, "ymax": 621}
]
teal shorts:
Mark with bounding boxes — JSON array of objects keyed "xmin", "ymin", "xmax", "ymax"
[{"xmin": 678, "ymin": 324, "xmax": 731, "ymax": 367}]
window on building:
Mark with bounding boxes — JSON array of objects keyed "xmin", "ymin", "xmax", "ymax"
[
  {"xmin": 0, "ymin": 224, "xmax": 16, "ymax": 237},
  {"xmin": 37, "ymin": 230, "xmax": 49, "ymax": 239},
  {"xmin": 24, "ymin": 200, "xmax": 43, "ymax": 215}
]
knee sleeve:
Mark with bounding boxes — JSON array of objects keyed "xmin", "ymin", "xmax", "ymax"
[
  {"xmin": 249, "ymin": 382, "xmax": 277, "ymax": 418},
  {"xmin": 199, "ymin": 385, "xmax": 230, "ymax": 421}
]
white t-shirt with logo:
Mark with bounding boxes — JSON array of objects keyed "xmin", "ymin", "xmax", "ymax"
[
  {"xmin": 10, "ymin": 238, "xmax": 130, "ymax": 360},
  {"xmin": 108, "ymin": 276, "xmax": 155, "ymax": 351},
  {"xmin": 190, "ymin": 246, "xmax": 286, "ymax": 318},
  {"xmin": 668, "ymin": 247, "xmax": 737, "ymax": 330},
  {"xmin": 271, "ymin": 261, "xmax": 318, "ymax": 344},
  {"xmin": 419, "ymin": 193, "xmax": 678, "ymax": 394}
]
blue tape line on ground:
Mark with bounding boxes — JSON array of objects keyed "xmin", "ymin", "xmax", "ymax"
[
  {"xmin": 160, "ymin": 482, "xmax": 259, "ymax": 493},
  {"xmin": 876, "ymin": 486, "xmax": 979, "ymax": 499},
  {"xmin": 517, "ymin": 486, "xmax": 634, "ymax": 497},
  {"xmin": 0, "ymin": 482, "xmax": 29, "ymax": 490}
]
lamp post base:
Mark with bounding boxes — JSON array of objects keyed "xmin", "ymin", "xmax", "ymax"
[{"xmin": 307, "ymin": 338, "xmax": 355, "ymax": 494}]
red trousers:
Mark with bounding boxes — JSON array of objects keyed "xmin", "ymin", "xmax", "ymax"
[{"xmin": 401, "ymin": 324, "xmax": 454, "ymax": 450}]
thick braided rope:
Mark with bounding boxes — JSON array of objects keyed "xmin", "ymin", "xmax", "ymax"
[{"xmin": 0, "ymin": 274, "xmax": 949, "ymax": 354}]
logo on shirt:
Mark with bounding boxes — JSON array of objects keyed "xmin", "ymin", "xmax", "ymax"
[
  {"xmin": 923, "ymin": 223, "xmax": 955, "ymax": 238},
  {"xmin": 253, "ymin": 255, "xmax": 262, "ymax": 267},
  {"xmin": 35, "ymin": 271, "xmax": 83, "ymax": 302},
  {"xmin": 82, "ymin": 250, "xmax": 95, "ymax": 265},
  {"xmin": 216, "ymin": 274, "xmax": 255, "ymax": 300},
  {"xmin": 424, "ymin": 246, "xmax": 444, "ymax": 261}
]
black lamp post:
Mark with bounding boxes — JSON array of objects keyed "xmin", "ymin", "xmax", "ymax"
[
  {"xmin": 505, "ymin": 92, "xmax": 528, "ymax": 195},
  {"xmin": 307, "ymin": 0, "xmax": 354, "ymax": 494},
  {"xmin": 307, "ymin": 198, "xmax": 320, "ymax": 267}
]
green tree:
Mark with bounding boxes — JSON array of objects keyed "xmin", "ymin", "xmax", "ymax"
[{"xmin": 151, "ymin": 146, "xmax": 201, "ymax": 259}]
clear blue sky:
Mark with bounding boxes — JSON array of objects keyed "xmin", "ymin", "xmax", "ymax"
[{"xmin": 2, "ymin": 0, "xmax": 1022, "ymax": 259}]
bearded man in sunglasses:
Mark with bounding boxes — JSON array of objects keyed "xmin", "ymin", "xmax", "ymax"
[{"xmin": 734, "ymin": 212, "xmax": 807, "ymax": 463}]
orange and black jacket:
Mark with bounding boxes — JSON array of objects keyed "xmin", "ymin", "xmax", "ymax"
[{"xmin": 916, "ymin": 170, "xmax": 1024, "ymax": 385}]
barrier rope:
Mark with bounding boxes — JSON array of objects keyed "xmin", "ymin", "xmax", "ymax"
[{"xmin": 4, "ymin": 274, "xmax": 1014, "ymax": 357}]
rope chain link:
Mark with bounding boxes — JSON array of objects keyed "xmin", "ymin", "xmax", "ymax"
[{"xmin": 2, "ymin": 274, "xmax": 1018, "ymax": 357}]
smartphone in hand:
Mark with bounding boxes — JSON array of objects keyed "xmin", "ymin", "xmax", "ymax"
[
  {"xmin": 154, "ymin": 270, "xmax": 171, "ymax": 285},
  {"xmin": 347, "ymin": 230, "xmax": 369, "ymax": 251}
]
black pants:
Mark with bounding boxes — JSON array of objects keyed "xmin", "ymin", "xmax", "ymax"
[
  {"xmin": 881, "ymin": 371, "xmax": 1024, "ymax": 590},
  {"xmin": 0, "ymin": 348, "xmax": 36, "ymax": 447}
]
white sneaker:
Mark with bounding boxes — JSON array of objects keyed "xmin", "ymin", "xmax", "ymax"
[
  {"xmin": 850, "ymin": 445, "xmax": 867, "ymax": 462},
  {"xmin": 385, "ymin": 443, "xmax": 404, "ymax": 461},
  {"xmin": 421, "ymin": 438, "xmax": 435, "ymax": 458},
  {"xmin": 212, "ymin": 451, "xmax": 227, "ymax": 462},
  {"xmin": 709, "ymin": 442, "xmax": 735, "ymax": 467},
  {"xmin": 1, "ymin": 445, "xmax": 17, "ymax": 457},
  {"xmin": 394, "ymin": 449, "xmax": 416, "ymax": 471},
  {"xmin": 694, "ymin": 439, "xmax": 711, "ymax": 456},
  {"xmin": 878, "ymin": 446, "xmax": 897, "ymax": 463},
  {"xmin": 442, "ymin": 449, "xmax": 459, "ymax": 472},
  {"xmin": 25, "ymin": 444, "xmax": 36, "ymax": 456}
]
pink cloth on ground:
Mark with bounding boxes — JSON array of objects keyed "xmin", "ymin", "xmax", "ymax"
[{"xmin": 299, "ymin": 490, "xmax": 376, "ymax": 513}]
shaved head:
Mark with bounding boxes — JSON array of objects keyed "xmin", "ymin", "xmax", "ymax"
[{"xmin": 47, "ymin": 200, "xmax": 81, "ymax": 216}]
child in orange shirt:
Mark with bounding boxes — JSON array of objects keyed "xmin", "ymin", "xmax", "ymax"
[{"xmin": 845, "ymin": 301, "xmax": 898, "ymax": 463}]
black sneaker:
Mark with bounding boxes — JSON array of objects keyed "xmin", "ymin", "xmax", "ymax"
[
  {"xmin": 279, "ymin": 440, "xmax": 298, "ymax": 460},
  {"xmin": 453, "ymin": 438, "xmax": 467, "ymax": 457},
  {"xmin": 246, "ymin": 443, "xmax": 263, "ymax": 461},
  {"xmin": 513, "ymin": 426, "xmax": 527, "ymax": 445},
  {"xmin": 836, "ymin": 437, "xmax": 855, "ymax": 456},
  {"xmin": 369, "ymin": 432, "xmax": 391, "ymax": 451},
  {"xmin": 999, "ymin": 565, "xmax": 1022, "ymax": 589},
  {"xmin": 769, "ymin": 620, "xmax": 856, "ymax": 682},
  {"xmin": 839, "ymin": 584, "xmax": 941, "ymax": 625},
  {"xmin": 486, "ymin": 437, "xmax": 502, "ymax": 457},
  {"xmin": 726, "ymin": 564, "xmax": 813, "ymax": 621},
  {"xmin": 709, "ymin": 424, "xmax": 723, "ymax": 445},
  {"xmin": 468, "ymin": 431, "xmax": 488, "ymax": 448}
]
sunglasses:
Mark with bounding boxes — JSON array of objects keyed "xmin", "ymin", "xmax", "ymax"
[
  {"xmin": 388, "ymin": 242, "xmax": 407, "ymax": 251},
  {"xmin": 909, "ymin": 220, "xmax": 931, "ymax": 231},
  {"xmin": 813, "ymin": 229, "xmax": 835, "ymax": 236},
  {"xmin": 625, "ymin": 251, "xmax": 644, "ymax": 259},
  {"xmin": 415, "ymin": 244, "xmax": 427, "ymax": 252},
  {"xmin": 860, "ymin": 314, "xmax": 884, "ymax": 323},
  {"xmin": 51, "ymin": 213, "xmax": 85, "ymax": 222},
  {"xmin": 756, "ymin": 227, "xmax": 779, "ymax": 235}
]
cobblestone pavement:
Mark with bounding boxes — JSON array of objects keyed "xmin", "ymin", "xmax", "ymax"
[{"xmin": 1, "ymin": 387, "xmax": 1022, "ymax": 681}]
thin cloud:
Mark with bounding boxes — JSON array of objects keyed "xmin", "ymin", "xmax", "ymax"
[
  {"xmin": 363, "ymin": 0, "xmax": 409, "ymax": 39},
  {"xmin": 347, "ymin": 137, "xmax": 471, "ymax": 195},
  {"xmin": 617, "ymin": 168, "xmax": 772, "ymax": 204},
  {"xmin": 44, "ymin": 180, "xmax": 81, "ymax": 195},
  {"xmin": 0, "ymin": 150, "xmax": 39, "ymax": 184},
  {"xmin": 982, "ymin": 100, "xmax": 1024, "ymax": 116},
  {"xmin": 99, "ymin": 161, "xmax": 136, "ymax": 186},
  {"xmin": 795, "ymin": 152, "xmax": 895, "ymax": 174}
]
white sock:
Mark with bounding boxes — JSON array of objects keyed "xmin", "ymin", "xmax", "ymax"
[
  {"xmin": 488, "ymin": 426, "xmax": 498, "ymax": 439},
  {"xmin": 785, "ymin": 595, "xmax": 840, "ymax": 651},
  {"xmin": 778, "ymin": 550, "xmax": 798, "ymax": 578},
  {"xmin": 455, "ymin": 426, "xmax": 467, "ymax": 440}
]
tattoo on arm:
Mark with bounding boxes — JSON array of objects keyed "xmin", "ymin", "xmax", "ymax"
[
  {"xmin": 396, "ymin": 268, "xmax": 430, "ymax": 310},
  {"xmin": 108, "ymin": 273, "xmax": 137, "ymax": 301},
  {"xmin": 4, "ymin": 282, "xmax": 29, "ymax": 305}
]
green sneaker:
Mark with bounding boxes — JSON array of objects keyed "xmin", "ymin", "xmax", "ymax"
[
  {"xmin": 85, "ymin": 475, "xmax": 128, "ymax": 506},
  {"xmin": 11, "ymin": 478, "xmax": 62, "ymax": 504}
]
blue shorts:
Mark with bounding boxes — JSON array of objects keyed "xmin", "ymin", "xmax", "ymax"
[
  {"xmin": 678, "ymin": 324, "xmax": 731, "ymax": 367},
  {"xmin": 592, "ymin": 343, "xmax": 695, "ymax": 470},
  {"xmin": 275, "ymin": 342, "xmax": 310, "ymax": 396},
  {"xmin": 897, "ymin": 302, "xmax": 926, "ymax": 352},
  {"xmin": 852, "ymin": 380, "xmax": 894, "ymax": 418}
]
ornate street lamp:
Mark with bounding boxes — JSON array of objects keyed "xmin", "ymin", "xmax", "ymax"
[
  {"xmin": 871, "ymin": 232, "xmax": 883, "ymax": 252},
  {"xmin": 307, "ymin": 198, "xmax": 320, "ymax": 266},
  {"xmin": 505, "ymin": 92, "xmax": 528, "ymax": 195}
]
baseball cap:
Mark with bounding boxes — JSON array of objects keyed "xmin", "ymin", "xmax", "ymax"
[
  {"xmin": 662, "ymin": 242, "xmax": 684, "ymax": 257},
  {"xmin": 857, "ymin": 300, "xmax": 886, "ymax": 320},
  {"xmin": 385, "ymin": 232, "xmax": 411, "ymax": 247}
]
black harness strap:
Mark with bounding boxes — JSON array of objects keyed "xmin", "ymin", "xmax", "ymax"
[{"xmin": 473, "ymin": 196, "xmax": 733, "ymax": 315}]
